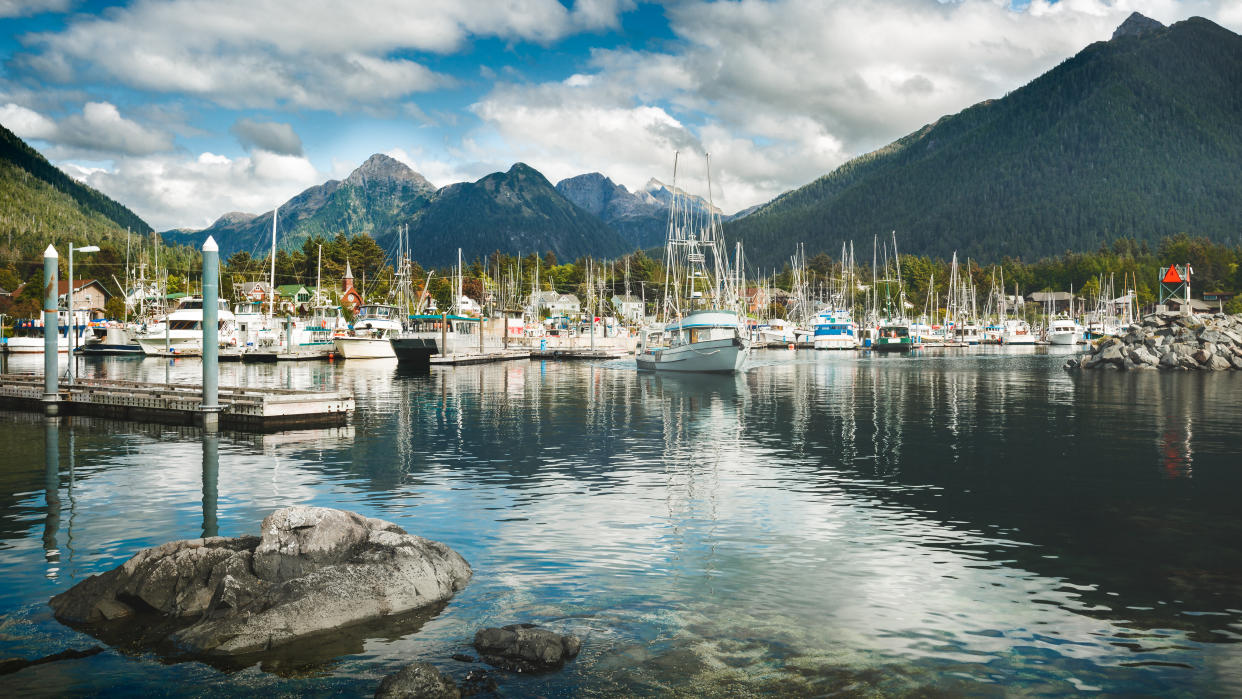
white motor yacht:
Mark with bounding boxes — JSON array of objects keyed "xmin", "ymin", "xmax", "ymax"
[
  {"xmin": 135, "ymin": 297, "xmax": 236, "ymax": 355},
  {"xmin": 333, "ymin": 304, "xmax": 401, "ymax": 358},
  {"xmin": 1046, "ymin": 316, "xmax": 1082, "ymax": 345},
  {"xmin": 1001, "ymin": 319, "xmax": 1037, "ymax": 345}
]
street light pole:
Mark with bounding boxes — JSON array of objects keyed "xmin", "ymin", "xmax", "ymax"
[{"xmin": 67, "ymin": 245, "xmax": 100, "ymax": 385}]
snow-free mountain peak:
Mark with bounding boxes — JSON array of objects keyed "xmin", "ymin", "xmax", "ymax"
[{"xmin": 1112, "ymin": 12, "xmax": 1165, "ymax": 40}]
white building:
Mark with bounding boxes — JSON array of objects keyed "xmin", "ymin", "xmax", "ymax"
[
  {"xmin": 530, "ymin": 290, "xmax": 581, "ymax": 317},
  {"xmin": 456, "ymin": 295, "xmax": 482, "ymax": 316},
  {"xmin": 611, "ymin": 294, "xmax": 644, "ymax": 323}
]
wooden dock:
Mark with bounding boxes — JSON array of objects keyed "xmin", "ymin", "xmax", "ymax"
[{"xmin": 0, "ymin": 374, "xmax": 353, "ymax": 431}]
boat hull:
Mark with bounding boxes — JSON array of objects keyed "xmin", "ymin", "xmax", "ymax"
[
  {"xmin": 5, "ymin": 337, "xmax": 70, "ymax": 354},
  {"xmin": 636, "ymin": 337, "xmax": 747, "ymax": 373},
  {"xmin": 333, "ymin": 337, "xmax": 396, "ymax": 359},
  {"xmin": 391, "ymin": 336, "xmax": 438, "ymax": 363},
  {"xmin": 1047, "ymin": 332, "xmax": 1078, "ymax": 345},
  {"xmin": 1002, "ymin": 335, "xmax": 1037, "ymax": 345},
  {"xmin": 870, "ymin": 338, "xmax": 915, "ymax": 352},
  {"xmin": 136, "ymin": 336, "xmax": 208, "ymax": 355},
  {"xmin": 78, "ymin": 343, "xmax": 143, "ymax": 355},
  {"xmin": 813, "ymin": 335, "xmax": 858, "ymax": 350}
]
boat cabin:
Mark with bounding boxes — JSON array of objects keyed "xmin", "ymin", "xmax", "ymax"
[{"xmin": 879, "ymin": 325, "xmax": 910, "ymax": 339}]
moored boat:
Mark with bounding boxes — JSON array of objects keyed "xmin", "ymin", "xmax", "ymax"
[
  {"xmin": 6, "ymin": 311, "xmax": 92, "ymax": 354},
  {"xmin": 1046, "ymin": 316, "xmax": 1081, "ymax": 345},
  {"xmin": 812, "ymin": 309, "xmax": 858, "ymax": 349},
  {"xmin": 1001, "ymin": 319, "xmax": 1037, "ymax": 345},
  {"xmin": 871, "ymin": 321, "xmax": 916, "ymax": 352},
  {"xmin": 333, "ymin": 304, "xmax": 400, "ymax": 359},
  {"xmin": 135, "ymin": 297, "xmax": 236, "ymax": 355}
]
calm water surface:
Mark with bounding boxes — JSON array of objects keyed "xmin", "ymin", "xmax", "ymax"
[{"xmin": 1, "ymin": 347, "xmax": 1241, "ymax": 696}]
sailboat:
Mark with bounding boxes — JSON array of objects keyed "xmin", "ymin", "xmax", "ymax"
[
  {"xmin": 868, "ymin": 232, "xmax": 916, "ymax": 352},
  {"xmin": 636, "ymin": 153, "xmax": 748, "ymax": 373}
]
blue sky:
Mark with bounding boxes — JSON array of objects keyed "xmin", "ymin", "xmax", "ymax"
[{"xmin": 2, "ymin": 0, "xmax": 1239, "ymax": 231}]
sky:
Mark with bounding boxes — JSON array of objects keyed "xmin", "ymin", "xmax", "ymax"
[{"xmin": 1, "ymin": 0, "xmax": 1240, "ymax": 232}]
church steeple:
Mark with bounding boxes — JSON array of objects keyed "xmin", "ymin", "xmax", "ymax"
[{"xmin": 340, "ymin": 258, "xmax": 362, "ymax": 310}]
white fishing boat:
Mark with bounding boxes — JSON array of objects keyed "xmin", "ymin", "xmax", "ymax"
[
  {"xmin": 333, "ymin": 304, "xmax": 400, "ymax": 359},
  {"xmin": 758, "ymin": 318, "xmax": 797, "ymax": 346},
  {"xmin": 1046, "ymin": 316, "xmax": 1082, "ymax": 345},
  {"xmin": 954, "ymin": 323, "xmax": 983, "ymax": 345},
  {"xmin": 1001, "ymin": 318, "xmax": 1037, "ymax": 345},
  {"xmin": 5, "ymin": 310, "xmax": 91, "ymax": 353},
  {"xmin": 135, "ymin": 297, "xmax": 236, "ymax": 355},
  {"xmin": 637, "ymin": 310, "xmax": 747, "ymax": 372},
  {"xmin": 811, "ymin": 308, "xmax": 858, "ymax": 349},
  {"xmin": 637, "ymin": 152, "xmax": 748, "ymax": 374}
]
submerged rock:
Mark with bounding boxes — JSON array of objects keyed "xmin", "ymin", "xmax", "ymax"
[
  {"xmin": 375, "ymin": 662, "xmax": 461, "ymax": 699},
  {"xmin": 459, "ymin": 668, "xmax": 500, "ymax": 696},
  {"xmin": 49, "ymin": 507, "xmax": 471, "ymax": 657},
  {"xmin": 473, "ymin": 623, "xmax": 582, "ymax": 673},
  {"xmin": 0, "ymin": 646, "xmax": 104, "ymax": 675}
]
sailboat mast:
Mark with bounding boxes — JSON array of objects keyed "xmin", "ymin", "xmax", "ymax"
[{"xmin": 269, "ymin": 205, "xmax": 278, "ymax": 319}]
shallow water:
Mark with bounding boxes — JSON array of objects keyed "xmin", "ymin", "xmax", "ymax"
[{"xmin": 2, "ymin": 346, "xmax": 1241, "ymax": 696}]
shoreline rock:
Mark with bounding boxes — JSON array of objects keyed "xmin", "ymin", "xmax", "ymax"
[
  {"xmin": 49, "ymin": 506, "xmax": 471, "ymax": 658},
  {"xmin": 473, "ymin": 623, "xmax": 582, "ymax": 673},
  {"xmin": 1066, "ymin": 312, "xmax": 1242, "ymax": 372},
  {"xmin": 375, "ymin": 662, "xmax": 460, "ymax": 699}
]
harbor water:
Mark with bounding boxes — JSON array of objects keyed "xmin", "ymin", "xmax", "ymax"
[{"xmin": 2, "ymin": 346, "xmax": 1241, "ymax": 695}]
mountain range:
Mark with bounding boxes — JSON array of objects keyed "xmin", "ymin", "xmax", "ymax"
[
  {"xmin": 161, "ymin": 154, "xmax": 727, "ymax": 266},
  {"xmin": 555, "ymin": 172, "xmax": 724, "ymax": 250},
  {"xmin": 726, "ymin": 13, "xmax": 1242, "ymax": 266}
]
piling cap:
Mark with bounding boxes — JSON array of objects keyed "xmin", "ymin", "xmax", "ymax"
[
  {"xmin": 44, "ymin": 244, "xmax": 59, "ymax": 258},
  {"xmin": 203, "ymin": 235, "xmax": 218, "ymax": 252}
]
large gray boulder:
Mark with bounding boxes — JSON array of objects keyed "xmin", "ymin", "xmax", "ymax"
[
  {"xmin": 1098, "ymin": 342, "xmax": 1125, "ymax": 365},
  {"xmin": 50, "ymin": 507, "xmax": 471, "ymax": 657}
]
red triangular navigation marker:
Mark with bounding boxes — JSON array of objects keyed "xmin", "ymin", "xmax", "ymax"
[{"xmin": 1162, "ymin": 265, "xmax": 1182, "ymax": 284}]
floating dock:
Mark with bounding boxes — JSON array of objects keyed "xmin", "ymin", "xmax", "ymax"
[
  {"xmin": 0, "ymin": 374, "xmax": 353, "ymax": 431},
  {"xmin": 429, "ymin": 350, "xmax": 530, "ymax": 366},
  {"xmin": 528, "ymin": 348, "xmax": 629, "ymax": 360},
  {"xmin": 240, "ymin": 347, "xmax": 336, "ymax": 363}
]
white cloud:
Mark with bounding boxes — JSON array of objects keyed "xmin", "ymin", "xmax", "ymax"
[
  {"xmin": 0, "ymin": 0, "xmax": 71, "ymax": 18},
  {"xmin": 230, "ymin": 118, "xmax": 303, "ymax": 156},
  {"xmin": 14, "ymin": 0, "xmax": 630, "ymax": 110},
  {"xmin": 466, "ymin": 0, "xmax": 1242, "ymax": 214},
  {"xmin": 0, "ymin": 102, "xmax": 57, "ymax": 139},
  {"xmin": 66, "ymin": 150, "xmax": 324, "ymax": 232},
  {"xmin": 2, "ymin": 100, "xmax": 174, "ymax": 156}
]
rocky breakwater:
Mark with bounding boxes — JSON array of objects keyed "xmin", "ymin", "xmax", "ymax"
[
  {"xmin": 49, "ymin": 506, "xmax": 471, "ymax": 657},
  {"xmin": 1065, "ymin": 312, "xmax": 1242, "ymax": 372}
]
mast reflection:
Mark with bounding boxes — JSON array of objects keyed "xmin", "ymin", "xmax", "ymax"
[{"xmin": 43, "ymin": 418, "xmax": 61, "ymax": 578}]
